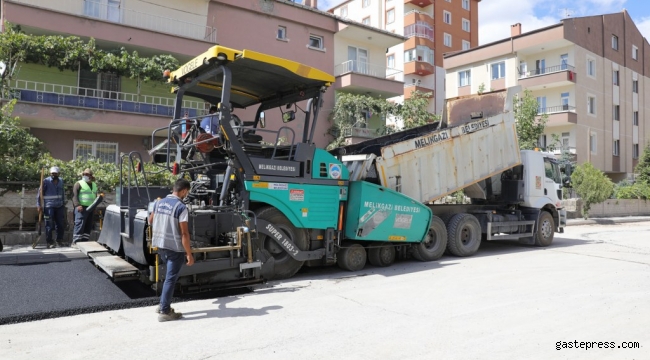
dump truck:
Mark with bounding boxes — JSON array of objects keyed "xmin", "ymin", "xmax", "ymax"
[{"xmin": 78, "ymin": 46, "xmax": 566, "ymax": 292}]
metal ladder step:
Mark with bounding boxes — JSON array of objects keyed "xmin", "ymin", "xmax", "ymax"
[
  {"xmin": 76, "ymin": 241, "xmax": 109, "ymax": 256},
  {"xmin": 89, "ymin": 252, "xmax": 139, "ymax": 281}
]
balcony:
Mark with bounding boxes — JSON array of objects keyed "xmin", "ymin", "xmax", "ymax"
[
  {"xmin": 404, "ymin": 61, "xmax": 434, "ymax": 76},
  {"xmin": 7, "ymin": 80, "xmax": 206, "ymax": 118},
  {"xmin": 404, "ymin": 10, "xmax": 433, "ymax": 26},
  {"xmin": 404, "ymin": 0, "xmax": 433, "ymax": 7},
  {"xmin": 343, "ymin": 127, "xmax": 380, "ymax": 141},
  {"xmin": 334, "ymin": 60, "xmax": 405, "ymax": 98},
  {"xmin": 404, "ymin": 23, "xmax": 434, "ymax": 42},
  {"xmin": 404, "ymin": 84, "xmax": 434, "ymax": 100},
  {"xmin": 10, "ymin": 0, "xmax": 217, "ymax": 42},
  {"xmin": 538, "ymin": 105, "xmax": 578, "ymax": 127},
  {"xmin": 518, "ymin": 64, "xmax": 576, "ymax": 91}
]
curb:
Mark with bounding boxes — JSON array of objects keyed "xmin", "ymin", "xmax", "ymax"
[{"xmin": 567, "ymin": 216, "xmax": 650, "ymax": 226}]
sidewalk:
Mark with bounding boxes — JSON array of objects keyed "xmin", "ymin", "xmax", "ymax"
[{"xmin": 566, "ymin": 216, "xmax": 650, "ymax": 226}]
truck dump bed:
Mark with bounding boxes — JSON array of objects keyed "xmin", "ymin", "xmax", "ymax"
[{"xmin": 341, "ymin": 87, "xmax": 522, "ymax": 203}]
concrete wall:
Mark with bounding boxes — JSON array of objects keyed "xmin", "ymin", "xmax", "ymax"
[{"xmin": 562, "ymin": 198, "xmax": 650, "ymax": 218}]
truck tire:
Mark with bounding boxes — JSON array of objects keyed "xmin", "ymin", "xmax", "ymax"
[
  {"xmin": 337, "ymin": 243, "xmax": 367, "ymax": 271},
  {"xmin": 368, "ymin": 243, "xmax": 396, "ymax": 267},
  {"xmin": 534, "ymin": 211, "xmax": 554, "ymax": 247},
  {"xmin": 256, "ymin": 207, "xmax": 309, "ymax": 280},
  {"xmin": 447, "ymin": 213, "xmax": 481, "ymax": 257},
  {"xmin": 411, "ymin": 216, "xmax": 447, "ymax": 261}
]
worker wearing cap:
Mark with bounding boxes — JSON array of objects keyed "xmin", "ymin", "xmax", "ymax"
[
  {"xmin": 36, "ymin": 166, "xmax": 66, "ymax": 248},
  {"xmin": 72, "ymin": 168, "xmax": 98, "ymax": 244},
  {"xmin": 200, "ymin": 105, "xmax": 220, "ymax": 135}
]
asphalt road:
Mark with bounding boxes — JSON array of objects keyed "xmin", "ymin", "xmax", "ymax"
[{"xmin": 1, "ymin": 222, "xmax": 649, "ymax": 360}]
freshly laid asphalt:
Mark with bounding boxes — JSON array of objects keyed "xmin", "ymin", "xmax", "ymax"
[{"xmin": 0, "ymin": 260, "xmax": 159, "ymax": 325}]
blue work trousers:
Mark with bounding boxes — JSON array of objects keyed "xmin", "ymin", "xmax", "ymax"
[
  {"xmin": 158, "ymin": 248, "xmax": 185, "ymax": 314},
  {"xmin": 44, "ymin": 206, "xmax": 65, "ymax": 244},
  {"xmin": 73, "ymin": 207, "xmax": 94, "ymax": 243}
]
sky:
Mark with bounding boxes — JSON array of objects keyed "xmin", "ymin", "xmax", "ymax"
[{"xmin": 317, "ymin": 0, "xmax": 650, "ymax": 45}]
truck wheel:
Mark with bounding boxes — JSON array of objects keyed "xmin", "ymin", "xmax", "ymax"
[
  {"xmin": 534, "ymin": 211, "xmax": 555, "ymax": 247},
  {"xmin": 447, "ymin": 213, "xmax": 481, "ymax": 257},
  {"xmin": 412, "ymin": 216, "xmax": 447, "ymax": 261},
  {"xmin": 368, "ymin": 243, "xmax": 396, "ymax": 267},
  {"xmin": 337, "ymin": 243, "xmax": 367, "ymax": 271},
  {"xmin": 256, "ymin": 207, "xmax": 309, "ymax": 280}
]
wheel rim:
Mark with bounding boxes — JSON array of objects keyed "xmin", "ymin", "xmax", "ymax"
[
  {"xmin": 540, "ymin": 219, "xmax": 553, "ymax": 239},
  {"xmin": 424, "ymin": 228, "xmax": 442, "ymax": 251},
  {"xmin": 460, "ymin": 226, "xmax": 473, "ymax": 245},
  {"xmin": 350, "ymin": 247, "xmax": 364, "ymax": 267},
  {"xmin": 263, "ymin": 224, "xmax": 294, "ymax": 262},
  {"xmin": 380, "ymin": 246, "xmax": 394, "ymax": 263}
]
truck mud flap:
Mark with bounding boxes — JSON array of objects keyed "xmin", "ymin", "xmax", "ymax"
[{"xmin": 256, "ymin": 219, "xmax": 325, "ymax": 262}]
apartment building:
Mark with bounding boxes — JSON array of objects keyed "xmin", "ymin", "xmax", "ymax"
[
  {"xmin": 1, "ymin": 0, "xmax": 393, "ymax": 161},
  {"xmin": 444, "ymin": 11, "xmax": 649, "ymax": 182},
  {"xmin": 328, "ymin": 0, "xmax": 480, "ymax": 118}
]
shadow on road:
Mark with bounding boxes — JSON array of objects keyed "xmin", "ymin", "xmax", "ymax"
[{"xmin": 182, "ymin": 296, "xmax": 282, "ymax": 320}]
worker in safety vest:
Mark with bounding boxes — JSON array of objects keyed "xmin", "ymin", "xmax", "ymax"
[
  {"xmin": 72, "ymin": 168, "xmax": 98, "ymax": 244},
  {"xmin": 36, "ymin": 166, "xmax": 66, "ymax": 248}
]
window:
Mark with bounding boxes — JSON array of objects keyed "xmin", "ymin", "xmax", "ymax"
[
  {"xmin": 613, "ymin": 70, "xmax": 619, "ymax": 86},
  {"xmin": 459, "ymin": 70, "xmax": 471, "ymax": 87},
  {"xmin": 84, "ymin": 0, "xmax": 121, "ymax": 22},
  {"xmin": 277, "ymin": 26, "xmax": 287, "ymax": 40},
  {"xmin": 362, "ymin": 17, "xmax": 370, "ymax": 25},
  {"xmin": 363, "ymin": 0, "xmax": 370, "ymax": 8},
  {"xmin": 612, "ymin": 35, "xmax": 618, "ymax": 50},
  {"xmin": 340, "ymin": 6, "xmax": 348, "ymax": 18},
  {"xmin": 562, "ymin": 132, "xmax": 570, "ymax": 149},
  {"xmin": 462, "ymin": 40, "xmax": 470, "ymax": 50},
  {"xmin": 590, "ymin": 132, "xmax": 597, "ymax": 153},
  {"xmin": 78, "ymin": 69, "xmax": 120, "ymax": 99},
  {"xmin": 633, "ymin": 45, "xmax": 638, "ymax": 60},
  {"xmin": 561, "ymin": 92, "xmax": 570, "ymax": 110},
  {"xmin": 539, "ymin": 135, "xmax": 547, "ymax": 150},
  {"xmin": 404, "ymin": 46, "xmax": 434, "ymax": 65},
  {"xmin": 613, "ymin": 140, "xmax": 620, "ymax": 156},
  {"xmin": 444, "ymin": 33, "xmax": 452, "ymax": 47},
  {"xmin": 74, "ymin": 140, "xmax": 118, "ymax": 164},
  {"xmin": 587, "ymin": 96, "xmax": 596, "ymax": 115},
  {"xmin": 634, "ymin": 111, "xmax": 639, "ymax": 126},
  {"xmin": 443, "ymin": 11, "xmax": 451, "ymax": 25},
  {"xmin": 462, "ymin": 0, "xmax": 470, "ymax": 10},
  {"xmin": 633, "ymin": 80, "xmax": 638, "ymax": 93},
  {"xmin": 387, "ymin": 54, "xmax": 395, "ymax": 69},
  {"xmin": 386, "ymin": 9, "xmax": 395, "ymax": 24},
  {"xmin": 537, "ymin": 96, "xmax": 547, "ymax": 114},
  {"xmin": 633, "ymin": 144, "xmax": 640, "ymax": 159},
  {"xmin": 491, "ymin": 61, "xmax": 505, "ymax": 80},
  {"xmin": 462, "ymin": 18, "xmax": 470, "ymax": 32},
  {"xmin": 613, "ymin": 105, "xmax": 620, "ymax": 121},
  {"xmin": 308, "ymin": 35, "xmax": 323, "ymax": 49},
  {"xmin": 587, "ymin": 58, "xmax": 595, "ymax": 77}
]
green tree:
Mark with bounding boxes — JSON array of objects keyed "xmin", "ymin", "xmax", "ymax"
[
  {"xmin": 0, "ymin": 23, "xmax": 178, "ymax": 98},
  {"xmin": 571, "ymin": 162, "xmax": 614, "ymax": 219},
  {"xmin": 328, "ymin": 90, "xmax": 438, "ymax": 149},
  {"xmin": 635, "ymin": 144, "xmax": 650, "ymax": 185},
  {"xmin": 514, "ymin": 90, "xmax": 549, "ymax": 150}
]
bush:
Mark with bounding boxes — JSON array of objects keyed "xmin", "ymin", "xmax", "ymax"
[
  {"xmin": 571, "ymin": 163, "xmax": 614, "ymax": 219},
  {"xmin": 614, "ymin": 180, "xmax": 650, "ymax": 200}
]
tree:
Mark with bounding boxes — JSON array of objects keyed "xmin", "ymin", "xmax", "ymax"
[
  {"xmin": 635, "ymin": 144, "xmax": 650, "ymax": 185},
  {"xmin": 0, "ymin": 23, "xmax": 179, "ymax": 98},
  {"xmin": 571, "ymin": 163, "xmax": 614, "ymax": 219},
  {"xmin": 327, "ymin": 90, "xmax": 438, "ymax": 149},
  {"xmin": 514, "ymin": 90, "xmax": 549, "ymax": 150}
]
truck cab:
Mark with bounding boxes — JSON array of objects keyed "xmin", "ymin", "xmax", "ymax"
[{"xmin": 521, "ymin": 150, "xmax": 567, "ymax": 232}]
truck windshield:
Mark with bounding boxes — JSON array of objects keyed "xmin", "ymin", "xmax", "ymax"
[{"xmin": 544, "ymin": 158, "xmax": 562, "ymax": 184}]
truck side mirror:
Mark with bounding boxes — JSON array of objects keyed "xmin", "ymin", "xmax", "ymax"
[{"xmin": 282, "ymin": 110, "xmax": 296, "ymax": 123}]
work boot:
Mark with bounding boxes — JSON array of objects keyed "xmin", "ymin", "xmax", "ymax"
[
  {"xmin": 56, "ymin": 241, "xmax": 64, "ymax": 248},
  {"xmin": 155, "ymin": 305, "xmax": 175, "ymax": 313},
  {"xmin": 158, "ymin": 308, "xmax": 182, "ymax": 322},
  {"xmin": 47, "ymin": 243, "xmax": 57, "ymax": 249}
]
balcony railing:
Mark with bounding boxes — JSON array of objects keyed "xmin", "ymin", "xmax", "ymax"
[
  {"xmin": 335, "ymin": 60, "xmax": 402, "ymax": 79},
  {"xmin": 11, "ymin": 0, "xmax": 217, "ymax": 43},
  {"xmin": 537, "ymin": 105, "xmax": 576, "ymax": 115},
  {"xmin": 520, "ymin": 64, "xmax": 575, "ymax": 78},
  {"xmin": 343, "ymin": 127, "xmax": 380, "ymax": 138},
  {"xmin": 404, "ymin": 23, "xmax": 434, "ymax": 41},
  {"xmin": 404, "ymin": 83, "xmax": 433, "ymax": 90},
  {"xmin": 7, "ymin": 79, "xmax": 207, "ymax": 117}
]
